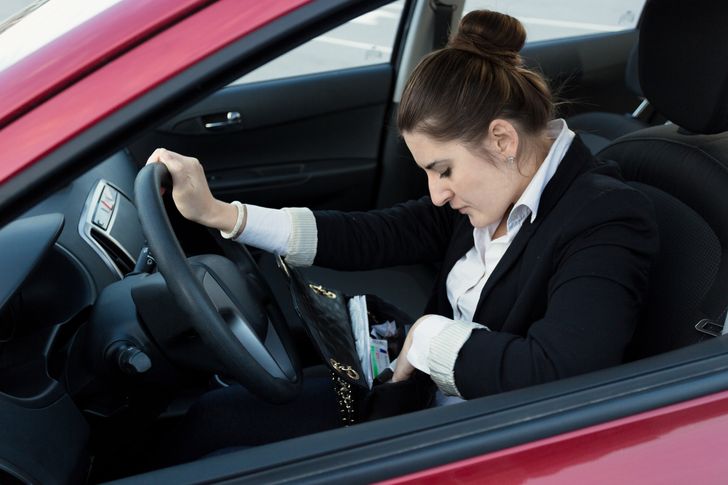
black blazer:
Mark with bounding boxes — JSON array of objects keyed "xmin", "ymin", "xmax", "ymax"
[{"xmin": 313, "ymin": 136, "xmax": 658, "ymax": 399}]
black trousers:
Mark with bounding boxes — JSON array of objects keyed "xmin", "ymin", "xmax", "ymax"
[{"xmin": 162, "ymin": 373, "xmax": 342, "ymax": 464}]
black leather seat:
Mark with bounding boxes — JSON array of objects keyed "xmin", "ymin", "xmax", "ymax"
[
  {"xmin": 596, "ymin": 0, "xmax": 728, "ymax": 360},
  {"xmin": 568, "ymin": 41, "xmax": 648, "ymax": 154}
]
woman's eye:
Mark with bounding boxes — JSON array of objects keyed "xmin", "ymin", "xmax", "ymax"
[{"xmin": 439, "ymin": 168, "xmax": 451, "ymax": 179}]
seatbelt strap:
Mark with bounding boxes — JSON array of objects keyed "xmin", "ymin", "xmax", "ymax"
[{"xmin": 431, "ymin": 1, "xmax": 456, "ymax": 50}]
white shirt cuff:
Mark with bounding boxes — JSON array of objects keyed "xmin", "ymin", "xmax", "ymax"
[
  {"xmin": 405, "ymin": 316, "xmax": 489, "ymax": 397},
  {"xmin": 233, "ymin": 205, "xmax": 317, "ymax": 267},
  {"xmin": 282, "ymin": 207, "xmax": 317, "ymax": 267},
  {"xmin": 429, "ymin": 320, "xmax": 488, "ymax": 397},
  {"xmin": 233, "ymin": 204, "xmax": 290, "ymax": 255},
  {"xmin": 406, "ymin": 315, "xmax": 453, "ymax": 374}
]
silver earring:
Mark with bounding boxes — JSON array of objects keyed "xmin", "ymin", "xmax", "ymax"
[{"xmin": 507, "ymin": 155, "xmax": 515, "ymax": 164}]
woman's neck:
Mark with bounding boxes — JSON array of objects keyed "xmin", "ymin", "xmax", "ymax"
[
  {"xmin": 493, "ymin": 132, "xmax": 555, "ymax": 239},
  {"xmin": 512, "ymin": 132, "xmax": 554, "ymax": 199},
  {"xmin": 523, "ymin": 131, "xmax": 555, "ymax": 175}
]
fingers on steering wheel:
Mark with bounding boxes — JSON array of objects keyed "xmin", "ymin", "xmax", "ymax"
[{"xmin": 147, "ymin": 149, "xmax": 182, "ymax": 195}]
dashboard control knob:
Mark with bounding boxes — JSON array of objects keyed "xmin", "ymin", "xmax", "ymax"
[{"xmin": 110, "ymin": 342, "xmax": 152, "ymax": 375}]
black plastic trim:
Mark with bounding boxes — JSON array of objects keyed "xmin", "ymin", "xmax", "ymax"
[
  {"xmin": 371, "ymin": 0, "xmax": 417, "ymax": 208},
  {"xmin": 0, "ymin": 213, "xmax": 64, "ymax": 310},
  {"xmin": 389, "ymin": 0, "xmax": 416, "ymax": 77}
]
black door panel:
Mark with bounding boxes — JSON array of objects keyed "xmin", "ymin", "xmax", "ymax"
[
  {"xmin": 207, "ymin": 157, "xmax": 377, "ymax": 210},
  {"xmin": 522, "ymin": 30, "xmax": 640, "ymax": 117},
  {"xmin": 155, "ymin": 65, "xmax": 393, "ymax": 135},
  {"xmin": 128, "ymin": 64, "xmax": 393, "ymax": 210}
]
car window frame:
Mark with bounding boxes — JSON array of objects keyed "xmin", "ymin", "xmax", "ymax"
[{"xmin": 231, "ymin": 0, "xmax": 409, "ymax": 86}]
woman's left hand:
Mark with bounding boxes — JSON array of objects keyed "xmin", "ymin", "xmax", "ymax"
[{"xmin": 391, "ymin": 316, "xmax": 427, "ymax": 382}]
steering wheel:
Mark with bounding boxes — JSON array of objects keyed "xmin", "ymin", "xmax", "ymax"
[{"xmin": 134, "ymin": 163, "xmax": 301, "ymax": 403}]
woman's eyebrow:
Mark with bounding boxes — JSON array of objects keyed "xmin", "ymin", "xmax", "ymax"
[{"xmin": 425, "ymin": 159, "xmax": 450, "ymax": 170}]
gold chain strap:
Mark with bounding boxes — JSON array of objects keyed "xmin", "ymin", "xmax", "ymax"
[{"xmin": 331, "ymin": 372, "xmax": 356, "ymax": 426}]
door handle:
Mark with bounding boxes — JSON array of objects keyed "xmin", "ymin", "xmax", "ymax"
[{"xmin": 204, "ymin": 111, "xmax": 242, "ymax": 130}]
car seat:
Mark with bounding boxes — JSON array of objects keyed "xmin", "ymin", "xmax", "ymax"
[{"xmin": 596, "ymin": 0, "xmax": 728, "ymax": 360}]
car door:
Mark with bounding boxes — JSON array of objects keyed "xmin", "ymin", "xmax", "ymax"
[{"xmin": 127, "ymin": 1, "xmax": 409, "ymax": 213}]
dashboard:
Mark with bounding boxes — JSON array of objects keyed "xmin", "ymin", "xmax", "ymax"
[
  {"xmin": 0, "ymin": 150, "xmax": 155, "ymax": 482},
  {"xmin": 0, "ymin": 150, "xmax": 144, "ymax": 401}
]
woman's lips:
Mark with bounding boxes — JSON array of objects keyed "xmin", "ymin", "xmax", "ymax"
[{"xmin": 452, "ymin": 205, "xmax": 467, "ymax": 214}]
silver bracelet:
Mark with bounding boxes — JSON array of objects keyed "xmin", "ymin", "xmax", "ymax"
[{"xmin": 220, "ymin": 201, "xmax": 246, "ymax": 240}]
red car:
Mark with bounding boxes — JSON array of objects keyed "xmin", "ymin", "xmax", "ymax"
[{"xmin": 2, "ymin": 0, "xmax": 728, "ymax": 483}]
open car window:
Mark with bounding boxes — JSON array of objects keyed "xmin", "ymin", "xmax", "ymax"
[
  {"xmin": 232, "ymin": 0, "xmax": 405, "ymax": 85},
  {"xmin": 463, "ymin": 0, "xmax": 647, "ymax": 42}
]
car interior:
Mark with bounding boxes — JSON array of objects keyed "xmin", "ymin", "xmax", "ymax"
[
  {"xmin": 566, "ymin": 40, "xmax": 652, "ymax": 153},
  {"xmin": 2, "ymin": 0, "xmax": 728, "ymax": 483}
]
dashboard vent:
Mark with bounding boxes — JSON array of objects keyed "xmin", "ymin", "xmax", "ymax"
[{"xmin": 90, "ymin": 228, "xmax": 134, "ymax": 275}]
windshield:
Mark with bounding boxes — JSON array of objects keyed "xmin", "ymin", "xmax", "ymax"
[{"xmin": 0, "ymin": 0, "xmax": 122, "ymax": 72}]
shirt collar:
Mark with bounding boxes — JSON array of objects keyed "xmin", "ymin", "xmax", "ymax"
[{"xmin": 508, "ymin": 118, "xmax": 575, "ymax": 230}]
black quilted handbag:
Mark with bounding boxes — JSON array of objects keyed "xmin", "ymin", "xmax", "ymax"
[{"xmin": 277, "ymin": 257, "xmax": 435, "ymax": 424}]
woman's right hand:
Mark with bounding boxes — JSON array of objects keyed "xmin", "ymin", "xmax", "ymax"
[{"xmin": 146, "ymin": 148, "xmax": 239, "ymax": 233}]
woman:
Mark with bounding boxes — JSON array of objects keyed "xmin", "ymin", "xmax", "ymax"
[{"xmin": 148, "ymin": 9, "xmax": 657, "ymax": 452}]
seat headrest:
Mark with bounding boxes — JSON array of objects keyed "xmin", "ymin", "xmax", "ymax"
[{"xmin": 639, "ymin": 0, "xmax": 728, "ymax": 134}]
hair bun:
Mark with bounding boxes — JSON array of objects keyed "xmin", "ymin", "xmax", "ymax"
[{"xmin": 448, "ymin": 10, "xmax": 526, "ymax": 67}]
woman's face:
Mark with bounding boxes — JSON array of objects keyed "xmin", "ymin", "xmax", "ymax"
[{"xmin": 403, "ymin": 130, "xmax": 526, "ymax": 229}]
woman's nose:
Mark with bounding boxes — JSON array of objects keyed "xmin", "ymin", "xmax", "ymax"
[{"xmin": 428, "ymin": 176, "xmax": 452, "ymax": 207}]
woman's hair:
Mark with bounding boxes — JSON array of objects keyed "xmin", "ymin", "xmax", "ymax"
[{"xmin": 397, "ymin": 10, "xmax": 554, "ymax": 147}]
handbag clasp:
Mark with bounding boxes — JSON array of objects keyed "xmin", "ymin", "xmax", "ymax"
[
  {"xmin": 330, "ymin": 358, "xmax": 360, "ymax": 380},
  {"xmin": 309, "ymin": 283, "xmax": 337, "ymax": 299}
]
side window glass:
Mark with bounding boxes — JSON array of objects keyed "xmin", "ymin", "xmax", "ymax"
[
  {"xmin": 462, "ymin": 0, "xmax": 647, "ymax": 43},
  {"xmin": 232, "ymin": 1, "xmax": 404, "ymax": 85}
]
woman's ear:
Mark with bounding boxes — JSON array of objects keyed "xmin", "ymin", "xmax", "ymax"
[{"xmin": 488, "ymin": 119, "xmax": 519, "ymax": 158}]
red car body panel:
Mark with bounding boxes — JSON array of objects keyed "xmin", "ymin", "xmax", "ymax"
[
  {"xmin": 0, "ymin": 0, "xmax": 206, "ymax": 128},
  {"xmin": 384, "ymin": 389, "xmax": 728, "ymax": 484},
  {"xmin": 0, "ymin": 0, "xmax": 311, "ymax": 184},
  {"xmin": 1, "ymin": 1, "xmax": 727, "ymax": 483}
]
